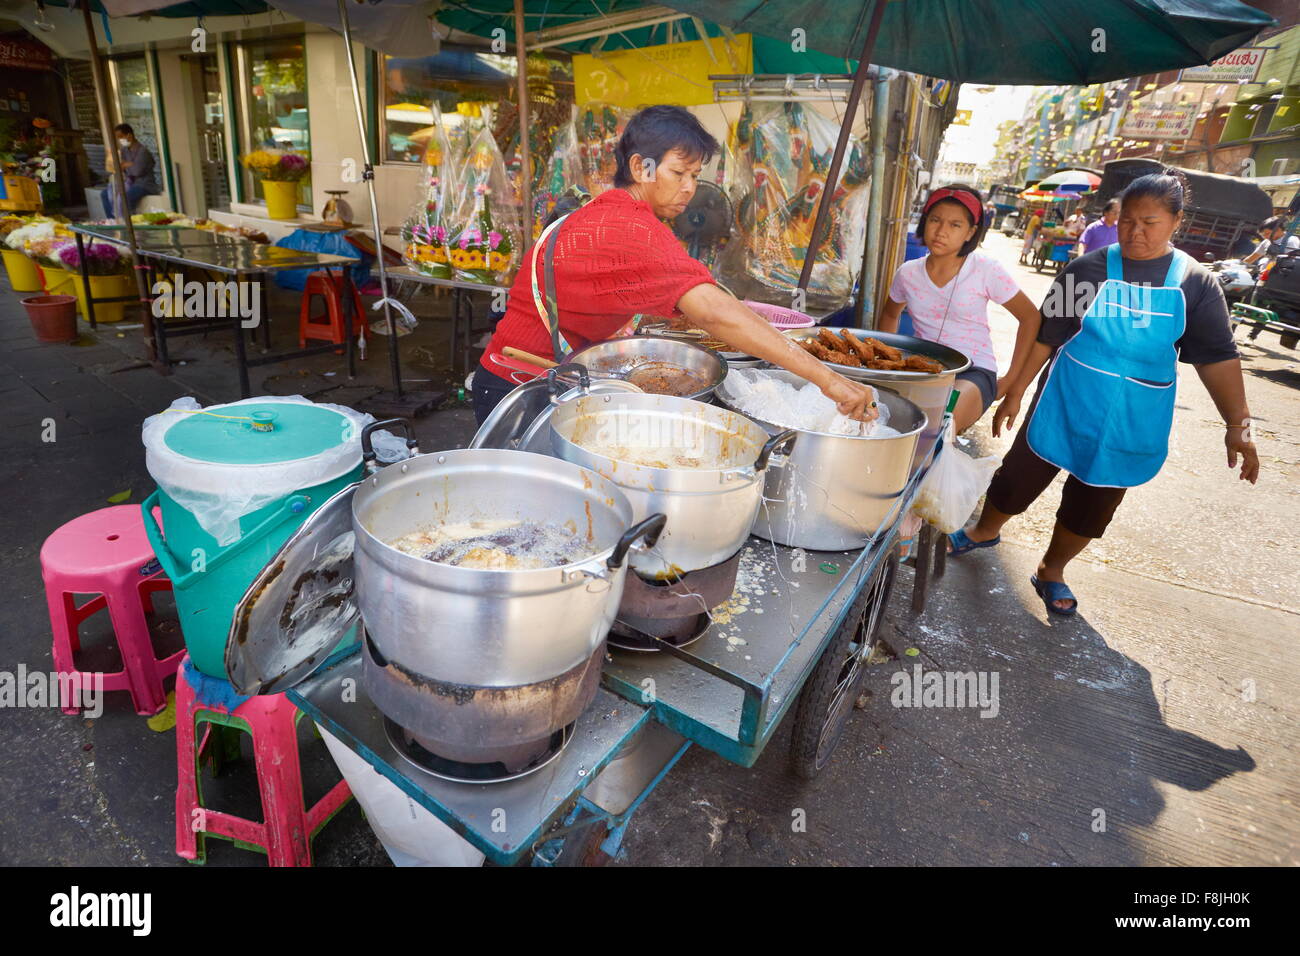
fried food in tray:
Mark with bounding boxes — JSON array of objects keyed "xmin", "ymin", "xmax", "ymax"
[{"xmin": 797, "ymin": 330, "xmax": 944, "ymax": 373}]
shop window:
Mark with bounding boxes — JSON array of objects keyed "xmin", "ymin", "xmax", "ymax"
[
  {"xmin": 237, "ymin": 36, "xmax": 310, "ymax": 208},
  {"xmin": 109, "ymin": 55, "xmax": 161, "ymax": 179},
  {"xmin": 380, "ymin": 47, "xmax": 572, "ymax": 164}
]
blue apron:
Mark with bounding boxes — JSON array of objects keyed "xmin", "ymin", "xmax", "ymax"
[{"xmin": 1027, "ymin": 244, "xmax": 1190, "ymax": 488}]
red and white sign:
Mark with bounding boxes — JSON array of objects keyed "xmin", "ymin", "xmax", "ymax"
[
  {"xmin": 1180, "ymin": 48, "xmax": 1271, "ymax": 84},
  {"xmin": 0, "ymin": 33, "xmax": 54, "ymax": 71}
]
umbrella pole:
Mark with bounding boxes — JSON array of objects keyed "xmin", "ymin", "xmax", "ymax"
[
  {"xmin": 514, "ymin": 0, "xmax": 533, "ymax": 253},
  {"xmin": 796, "ymin": 0, "xmax": 886, "ymax": 295},
  {"xmin": 337, "ymin": 0, "xmax": 402, "ymax": 397},
  {"xmin": 80, "ymin": 1, "xmax": 159, "ymax": 368}
]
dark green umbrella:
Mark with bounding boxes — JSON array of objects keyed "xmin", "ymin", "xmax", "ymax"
[{"xmin": 650, "ymin": 0, "xmax": 1277, "ymax": 85}]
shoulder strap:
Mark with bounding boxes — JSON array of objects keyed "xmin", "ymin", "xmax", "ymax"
[
  {"xmin": 1105, "ymin": 242, "xmax": 1123, "ymax": 282},
  {"xmin": 528, "ymin": 213, "xmax": 570, "ymax": 358},
  {"xmin": 1163, "ymin": 248, "xmax": 1192, "ymax": 287}
]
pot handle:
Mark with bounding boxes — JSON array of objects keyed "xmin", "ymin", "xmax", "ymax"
[
  {"xmin": 361, "ymin": 418, "xmax": 419, "ymax": 466},
  {"xmin": 607, "ymin": 513, "xmax": 667, "ymax": 570},
  {"xmin": 754, "ymin": 429, "xmax": 798, "ymax": 472},
  {"xmin": 548, "ymin": 362, "xmax": 591, "ymax": 394}
]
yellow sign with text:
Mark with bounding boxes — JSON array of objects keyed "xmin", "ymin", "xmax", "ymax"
[{"xmin": 575, "ymin": 34, "xmax": 753, "ymax": 109}]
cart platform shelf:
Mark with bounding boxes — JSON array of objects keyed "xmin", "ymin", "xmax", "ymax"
[{"xmin": 287, "ymin": 654, "xmax": 650, "ymax": 866}]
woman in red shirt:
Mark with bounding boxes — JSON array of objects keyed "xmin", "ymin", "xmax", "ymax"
[{"xmin": 474, "ymin": 105, "xmax": 876, "ymax": 424}]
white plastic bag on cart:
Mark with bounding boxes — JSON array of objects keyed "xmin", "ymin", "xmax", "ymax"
[
  {"xmin": 317, "ymin": 724, "xmax": 485, "ymax": 867},
  {"xmin": 911, "ymin": 420, "xmax": 1001, "ymax": 534}
]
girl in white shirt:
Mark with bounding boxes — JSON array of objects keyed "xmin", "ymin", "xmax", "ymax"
[{"xmin": 879, "ymin": 184, "xmax": 1043, "ymax": 433}]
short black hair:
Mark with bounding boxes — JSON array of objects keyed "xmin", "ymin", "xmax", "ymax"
[
  {"xmin": 113, "ymin": 123, "xmax": 134, "ymax": 136},
  {"xmin": 1261, "ymin": 216, "xmax": 1285, "ymax": 233},
  {"xmin": 1120, "ymin": 168, "xmax": 1189, "ymax": 216},
  {"xmin": 614, "ymin": 105, "xmax": 718, "ymax": 188},
  {"xmin": 918, "ymin": 183, "xmax": 987, "ymax": 257},
  {"xmin": 1103, "ymin": 198, "xmax": 1120, "ymax": 213}
]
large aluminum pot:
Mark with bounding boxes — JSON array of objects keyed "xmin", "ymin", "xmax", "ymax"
[
  {"xmin": 567, "ymin": 336, "xmax": 727, "ymax": 401},
  {"xmin": 715, "ymin": 370, "xmax": 926, "ymax": 550},
  {"xmin": 784, "ymin": 328, "xmax": 969, "ymax": 466},
  {"xmin": 549, "ymin": 392, "xmax": 795, "ymax": 578},
  {"xmin": 351, "ymin": 448, "xmax": 663, "ymax": 750}
]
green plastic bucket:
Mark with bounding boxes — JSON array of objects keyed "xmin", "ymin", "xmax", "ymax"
[{"xmin": 141, "ymin": 400, "xmax": 365, "ymax": 678}]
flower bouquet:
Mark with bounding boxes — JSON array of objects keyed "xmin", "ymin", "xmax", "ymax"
[
  {"xmin": 401, "ymin": 105, "xmax": 456, "ymax": 279},
  {"xmin": 447, "ymin": 127, "xmax": 519, "ymax": 286},
  {"xmin": 58, "ymin": 241, "xmax": 127, "ymax": 276}
]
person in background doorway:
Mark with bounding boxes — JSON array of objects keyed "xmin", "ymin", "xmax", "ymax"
[
  {"xmin": 1077, "ymin": 198, "xmax": 1120, "ymax": 255},
  {"xmin": 1019, "ymin": 207, "xmax": 1044, "ymax": 264},
  {"xmin": 102, "ymin": 123, "xmax": 159, "ymax": 220}
]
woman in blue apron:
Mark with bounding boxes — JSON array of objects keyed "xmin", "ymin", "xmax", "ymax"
[{"xmin": 946, "ymin": 171, "xmax": 1259, "ymax": 616}]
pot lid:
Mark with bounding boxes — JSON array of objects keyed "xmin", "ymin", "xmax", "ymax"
[
  {"xmin": 164, "ymin": 401, "xmax": 355, "ymax": 465},
  {"xmin": 225, "ymin": 481, "xmax": 360, "ymax": 695}
]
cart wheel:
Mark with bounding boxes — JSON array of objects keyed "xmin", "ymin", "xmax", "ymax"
[{"xmin": 788, "ymin": 551, "xmax": 899, "ymax": 780}]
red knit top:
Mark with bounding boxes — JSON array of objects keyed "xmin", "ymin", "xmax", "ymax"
[{"xmin": 481, "ymin": 189, "xmax": 716, "ymax": 368}]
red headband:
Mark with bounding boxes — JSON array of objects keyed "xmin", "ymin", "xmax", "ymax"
[{"xmin": 924, "ymin": 188, "xmax": 983, "ymax": 226}]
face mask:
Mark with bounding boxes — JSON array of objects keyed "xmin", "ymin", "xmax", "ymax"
[{"xmin": 118, "ymin": 138, "xmax": 130, "ymax": 148}]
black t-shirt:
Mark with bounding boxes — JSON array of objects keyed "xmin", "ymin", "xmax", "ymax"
[{"xmin": 1037, "ymin": 247, "xmax": 1239, "ymax": 365}]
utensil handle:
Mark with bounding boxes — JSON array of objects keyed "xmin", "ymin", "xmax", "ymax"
[
  {"xmin": 607, "ymin": 513, "xmax": 667, "ymax": 570},
  {"xmin": 361, "ymin": 418, "xmax": 418, "ymax": 464},
  {"xmin": 503, "ymin": 346, "xmax": 558, "ymax": 370},
  {"xmin": 755, "ymin": 429, "xmax": 798, "ymax": 471}
]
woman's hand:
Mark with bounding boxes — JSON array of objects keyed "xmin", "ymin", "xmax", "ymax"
[
  {"xmin": 992, "ymin": 388, "xmax": 1023, "ymax": 438},
  {"xmin": 1225, "ymin": 429, "xmax": 1260, "ymax": 484},
  {"xmin": 819, "ymin": 374, "xmax": 879, "ymax": 422}
]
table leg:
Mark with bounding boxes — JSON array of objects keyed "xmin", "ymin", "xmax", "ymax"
[
  {"xmin": 461, "ymin": 290, "xmax": 473, "ymax": 377},
  {"xmin": 151, "ymin": 262, "xmax": 170, "ymax": 368},
  {"xmin": 76, "ymin": 233, "xmax": 97, "ymax": 330},
  {"xmin": 912, "ymin": 523, "xmax": 933, "ymax": 614},
  {"xmin": 933, "ymin": 526, "xmax": 947, "ymax": 579},
  {"xmin": 233, "ymin": 273, "xmax": 250, "ymax": 397},
  {"xmin": 450, "ymin": 289, "xmax": 461, "ymax": 372},
  {"xmin": 260, "ymin": 274, "xmax": 271, "ymax": 349},
  {"xmin": 341, "ymin": 268, "xmax": 357, "ymax": 380}
]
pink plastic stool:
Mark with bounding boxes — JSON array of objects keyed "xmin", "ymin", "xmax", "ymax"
[
  {"xmin": 174, "ymin": 656, "xmax": 352, "ymax": 866},
  {"xmin": 41, "ymin": 504, "xmax": 183, "ymax": 717}
]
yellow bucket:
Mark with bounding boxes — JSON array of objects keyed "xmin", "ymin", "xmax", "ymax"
[
  {"xmin": 76, "ymin": 273, "xmax": 134, "ymax": 324},
  {"xmin": 263, "ymin": 180, "xmax": 300, "ymax": 220},
  {"xmin": 2, "ymin": 248, "xmax": 42, "ymax": 292}
]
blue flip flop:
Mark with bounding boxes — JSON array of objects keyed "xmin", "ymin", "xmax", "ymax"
[
  {"xmin": 1031, "ymin": 575, "xmax": 1078, "ymax": 616},
  {"xmin": 948, "ymin": 528, "xmax": 1001, "ymax": 556}
]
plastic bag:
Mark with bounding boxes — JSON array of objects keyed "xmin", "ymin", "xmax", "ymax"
[
  {"xmin": 316, "ymin": 724, "xmax": 484, "ymax": 867},
  {"xmin": 448, "ymin": 112, "xmax": 521, "ymax": 286},
  {"xmin": 142, "ymin": 395, "xmax": 403, "ymax": 546},
  {"xmin": 911, "ymin": 422, "xmax": 1001, "ymax": 534},
  {"xmin": 400, "ymin": 103, "xmax": 457, "ymax": 280}
]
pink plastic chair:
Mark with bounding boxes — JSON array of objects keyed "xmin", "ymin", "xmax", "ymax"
[
  {"xmin": 174, "ymin": 656, "xmax": 352, "ymax": 867},
  {"xmin": 41, "ymin": 504, "xmax": 183, "ymax": 717}
]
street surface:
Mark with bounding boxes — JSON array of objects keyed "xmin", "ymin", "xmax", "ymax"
[{"xmin": 0, "ymin": 230, "xmax": 1294, "ymax": 866}]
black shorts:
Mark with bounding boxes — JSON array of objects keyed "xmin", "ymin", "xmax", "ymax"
[
  {"xmin": 956, "ymin": 366, "xmax": 998, "ymax": 413},
  {"xmin": 471, "ymin": 365, "xmax": 520, "ymax": 425}
]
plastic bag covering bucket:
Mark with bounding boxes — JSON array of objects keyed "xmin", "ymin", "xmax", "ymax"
[
  {"xmin": 23, "ymin": 294, "xmax": 78, "ymax": 342},
  {"xmin": 2, "ymin": 249, "xmax": 42, "ymax": 292},
  {"xmin": 140, "ymin": 396, "xmax": 367, "ymax": 677}
]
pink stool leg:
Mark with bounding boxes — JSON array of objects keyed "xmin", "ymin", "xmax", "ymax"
[
  {"xmin": 46, "ymin": 587, "xmax": 84, "ymax": 716},
  {"xmin": 249, "ymin": 695, "xmax": 314, "ymax": 867},
  {"xmin": 174, "ymin": 668, "xmax": 204, "ymax": 863},
  {"xmin": 104, "ymin": 580, "xmax": 168, "ymax": 716}
]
